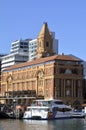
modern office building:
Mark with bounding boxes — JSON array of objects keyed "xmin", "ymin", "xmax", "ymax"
[
  {"xmin": 10, "ymin": 39, "xmax": 30, "ymax": 54},
  {"xmin": 51, "ymin": 32, "xmax": 58, "ymax": 54},
  {"xmin": 1, "ymin": 23, "xmax": 84, "ymax": 108},
  {"xmin": 1, "ymin": 39, "xmax": 31, "ymax": 70},
  {"xmin": 29, "ymin": 39, "xmax": 37, "ymax": 61},
  {"xmin": 0, "ymin": 54, "xmax": 7, "ymax": 74}
]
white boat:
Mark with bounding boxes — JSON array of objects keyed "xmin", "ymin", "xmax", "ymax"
[
  {"xmin": 71, "ymin": 109, "xmax": 86, "ymax": 118},
  {"xmin": 23, "ymin": 99, "xmax": 72, "ymax": 120}
]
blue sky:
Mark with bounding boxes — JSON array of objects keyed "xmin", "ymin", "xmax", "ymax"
[{"xmin": 0, "ymin": 0, "xmax": 86, "ymax": 60}]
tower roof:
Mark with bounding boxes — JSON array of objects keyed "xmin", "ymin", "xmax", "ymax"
[{"xmin": 37, "ymin": 22, "xmax": 51, "ymax": 38}]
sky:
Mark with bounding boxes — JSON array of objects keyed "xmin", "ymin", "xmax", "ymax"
[{"xmin": 0, "ymin": 0, "xmax": 86, "ymax": 60}]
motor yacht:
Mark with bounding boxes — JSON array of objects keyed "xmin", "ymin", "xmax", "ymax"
[{"xmin": 23, "ymin": 99, "xmax": 72, "ymax": 120}]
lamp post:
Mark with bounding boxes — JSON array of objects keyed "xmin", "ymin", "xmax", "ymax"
[{"xmin": 13, "ymin": 98, "xmax": 17, "ymax": 119}]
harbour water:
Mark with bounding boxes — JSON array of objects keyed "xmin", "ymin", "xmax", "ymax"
[{"xmin": 0, "ymin": 118, "xmax": 86, "ymax": 130}]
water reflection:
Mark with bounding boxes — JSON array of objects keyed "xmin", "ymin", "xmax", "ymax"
[
  {"xmin": 0, "ymin": 119, "xmax": 86, "ymax": 130},
  {"xmin": 49, "ymin": 119, "xmax": 84, "ymax": 130},
  {"xmin": 23, "ymin": 120, "xmax": 55, "ymax": 130}
]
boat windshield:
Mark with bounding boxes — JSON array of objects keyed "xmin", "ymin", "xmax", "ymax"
[
  {"xmin": 53, "ymin": 101, "xmax": 63, "ymax": 105},
  {"xmin": 31, "ymin": 100, "xmax": 52, "ymax": 107},
  {"xmin": 30, "ymin": 100, "xmax": 64, "ymax": 107},
  {"xmin": 28, "ymin": 108, "xmax": 50, "ymax": 111}
]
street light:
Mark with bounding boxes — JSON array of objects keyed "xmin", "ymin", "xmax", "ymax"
[{"xmin": 13, "ymin": 98, "xmax": 17, "ymax": 119}]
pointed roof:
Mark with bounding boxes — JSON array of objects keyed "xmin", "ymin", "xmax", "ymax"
[{"xmin": 37, "ymin": 22, "xmax": 51, "ymax": 38}]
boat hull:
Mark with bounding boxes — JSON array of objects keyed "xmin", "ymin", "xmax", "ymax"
[
  {"xmin": 0, "ymin": 111, "xmax": 11, "ymax": 119},
  {"xmin": 71, "ymin": 110, "xmax": 86, "ymax": 118},
  {"xmin": 23, "ymin": 116, "xmax": 72, "ymax": 120},
  {"xmin": 23, "ymin": 111, "xmax": 72, "ymax": 120}
]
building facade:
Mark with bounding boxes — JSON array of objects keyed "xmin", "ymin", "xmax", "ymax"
[
  {"xmin": 1, "ymin": 55, "xmax": 84, "ymax": 107},
  {"xmin": 1, "ymin": 23, "xmax": 84, "ymax": 108},
  {"xmin": 0, "ymin": 54, "xmax": 7, "ymax": 96}
]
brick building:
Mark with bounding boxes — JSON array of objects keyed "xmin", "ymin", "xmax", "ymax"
[{"xmin": 1, "ymin": 23, "xmax": 84, "ymax": 108}]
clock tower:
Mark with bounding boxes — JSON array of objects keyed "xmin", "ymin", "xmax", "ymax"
[{"xmin": 36, "ymin": 22, "xmax": 55, "ymax": 59}]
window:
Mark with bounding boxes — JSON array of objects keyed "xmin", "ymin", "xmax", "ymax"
[
  {"xmin": 46, "ymin": 42, "xmax": 49, "ymax": 47},
  {"xmin": 66, "ymin": 79, "xmax": 71, "ymax": 86},
  {"xmin": 39, "ymin": 80, "xmax": 43, "ymax": 86},
  {"xmin": 76, "ymin": 80, "xmax": 81, "ymax": 87},
  {"xmin": 55, "ymin": 68, "xmax": 59, "ymax": 73},
  {"xmin": 20, "ymin": 45, "xmax": 23, "ymax": 48},
  {"xmin": 65, "ymin": 69, "xmax": 71, "ymax": 74},
  {"xmin": 66, "ymin": 90, "xmax": 70, "ymax": 96}
]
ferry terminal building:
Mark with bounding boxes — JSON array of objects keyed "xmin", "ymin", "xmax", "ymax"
[{"xmin": 1, "ymin": 23, "xmax": 84, "ymax": 108}]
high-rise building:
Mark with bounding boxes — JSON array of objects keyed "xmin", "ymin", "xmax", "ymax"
[
  {"xmin": 1, "ymin": 39, "xmax": 31, "ymax": 70},
  {"xmin": 29, "ymin": 39, "xmax": 37, "ymax": 61},
  {"xmin": 10, "ymin": 39, "xmax": 30, "ymax": 54}
]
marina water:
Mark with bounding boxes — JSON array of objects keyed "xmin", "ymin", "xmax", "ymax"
[{"xmin": 0, "ymin": 118, "xmax": 86, "ymax": 130}]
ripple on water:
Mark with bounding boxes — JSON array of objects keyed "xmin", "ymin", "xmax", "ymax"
[{"xmin": 0, "ymin": 118, "xmax": 86, "ymax": 130}]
